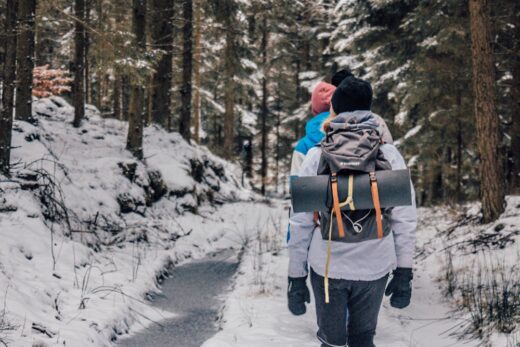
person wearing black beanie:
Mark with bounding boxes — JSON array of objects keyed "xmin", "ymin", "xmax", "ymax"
[
  {"xmin": 331, "ymin": 76, "xmax": 373, "ymax": 114},
  {"xmin": 331, "ymin": 69, "xmax": 354, "ymax": 87}
]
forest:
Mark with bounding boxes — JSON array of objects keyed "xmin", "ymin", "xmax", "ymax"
[
  {"xmin": 0, "ymin": 0, "xmax": 520, "ymax": 205},
  {"xmin": 0, "ymin": 0, "xmax": 517, "ymax": 206},
  {"xmin": 0, "ymin": 0, "xmax": 519, "ymax": 346}
]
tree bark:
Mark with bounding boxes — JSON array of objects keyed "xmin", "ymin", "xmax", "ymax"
[
  {"xmin": 179, "ymin": 0, "xmax": 193, "ymax": 141},
  {"xmin": 295, "ymin": 58, "xmax": 301, "ymax": 107},
  {"xmin": 192, "ymin": 0, "xmax": 202, "ymax": 143},
  {"xmin": 1, "ymin": 0, "xmax": 17, "ymax": 176},
  {"xmin": 222, "ymin": 22, "xmax": 235, "ymax": 159},
  {"xmin": 146, "ymin": 75, "xmax": 153, "ymax": 125},
  {"xmin": 72, "ymin": 0, "xmax": 86, "ymax": 127},
  {"xmin": 469, "ymin": 0, "xmax": 505, "ymax": 222},
  {"xmin": 260, "ymin": 14, "xmax": 268, "ymax": 195},
  {"xmin": 85, "ymin": 0, "xmax": 91, "ymax": 104},
  {"xmin": 275, "ymin": 94, "xmax": 281, "ymax": 193},
  {"xmin": 510, "ymin": 1, "xmax": 520, "ymax": 193},
  {"xmin": 126, "ymin": 0, "xmax": 146, "ymax": 159},
  {"xmin": 113, "ymin": 74, "xmax": 122, "ymax": 120},
  {"xmin": 150, "ymin": 0, "xmax": 174, "ymax": 130},
  {"xmin": 456, "ymin": 89, "xmax": 463, "ymax": 203},
  {"xmin": 15, "ymin": 0, "xmax": 35, "ymax": 123}
]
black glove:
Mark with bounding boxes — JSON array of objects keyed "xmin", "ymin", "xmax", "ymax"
[
  {"xmin": 288, "ymin": 276, "xmax": 310, "ymax": 315},
  {"xmin": 385, "ymin": 267, "xmax": 413, "ymax": 309}
]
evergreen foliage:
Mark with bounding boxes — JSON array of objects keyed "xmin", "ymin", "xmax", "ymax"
[{"xmin": 0, "ymin": 0, "xmax": 517, "ymax": 204}]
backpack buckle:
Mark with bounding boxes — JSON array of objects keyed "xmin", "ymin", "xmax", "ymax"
[{"xmin": 369, "ymin": 172, "xmax": 377, "ymax": 182}]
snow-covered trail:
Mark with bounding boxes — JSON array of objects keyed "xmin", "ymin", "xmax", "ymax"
[
  {"xmin": 106, "ymin": 200, "xmax": 288, "ymax": 347},
  {"xmin": 202, "ymin": 206, "xmax": 481, "ymax": 347},
  {"xmin": 118, "ymin": 249, "xmax": 240, "ymax": 347}
]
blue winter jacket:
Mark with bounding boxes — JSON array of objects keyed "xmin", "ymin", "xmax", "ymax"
[
  {"xmin": 290, "ymin": 112, "xmax": 329, "ymax": 179},
  {"xmin": 288, "ymin": 111, "xmax": 329, "ymax": 242}
]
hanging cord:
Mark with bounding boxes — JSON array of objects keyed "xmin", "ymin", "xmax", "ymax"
[
  {"xmin": 338, "ymin": 174, "xmax": 356, "ymax": 210},
  {"xmin": 342, "ymin": 209, "xmax": 371, "ymax": 234},
  {"xmin": 324, "ymin": 210, "xmax": 334, "ymax": 304}
]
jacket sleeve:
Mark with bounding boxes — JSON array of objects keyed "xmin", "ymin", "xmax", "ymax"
[
  {"xmin": 288, "ymin": 147, "xmax": 321, "ymax": 278},
  {"xmin": 382, "ymin": 145, "xmax": 417, "ymax": 269},
  {"xmin": 373, "ymin": 113, "xmax": 394, "ymax": 145},
  {"xmin": 290, "ymin": 150, "xmax": 305, "ymax": 178}
]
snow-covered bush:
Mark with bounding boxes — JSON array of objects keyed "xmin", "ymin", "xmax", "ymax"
[{"xmin": 439, "ymin": 197, "xmax": 520, "ymax": 340}]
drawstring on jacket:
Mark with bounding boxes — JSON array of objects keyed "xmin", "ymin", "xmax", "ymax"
[{"xmin": 324, "ymin": 209, "xmax": 334, "ymax": 304}]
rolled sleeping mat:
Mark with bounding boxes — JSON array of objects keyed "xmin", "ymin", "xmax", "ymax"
[{"xmin": 291, "ymin": 169, "xmax": 412, "ymax": 213}]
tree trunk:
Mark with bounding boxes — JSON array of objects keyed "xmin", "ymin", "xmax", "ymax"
[
  {"xmin": 469, "ymin": 0, "xmax": 505, "ymax": 222},
  {"xmin": 510, "ymin": 2, "xmax": 520, "ymax": 193},
  {"xmin": 85, "ymin": 0, "xmax": 91, "ymax": 104},
  {"xmin": 15, "ymin": 0, "xmax": 35, "ymax": 123},
  {"xmin": 179, "ymin": 0, "xmax": 193, "ymax": 141},
  {"xmin": 222, "ymin": 23, "xmax": 235, "ymax": 159},
  {"xmin": 192, "ymin": 0, "xmax": 202, "ymax": 143},
  {"xmin": 150, "ymin": 0, "xmax": 174, "ymax": 129},
  {"xmin": 260, "ymin": 15, "xmax": 268, "ymax": 195},
  {"xmin": 126, "ymin": 0, "xmax": 146, "ymax": 159},
  {"xmin": 122, "ymin": 75, "xmax": 130, "ymax": 120},
  {"xmin": 0, "ymin": 0, "xmax": 17, "ymax": 176},
  {"xmin": 73, "ymin": 0, "xmax": 86, "ymax": 127},
  {"xmin": 113, "ymin": 74, "xmax": 122, "ymax": 119},
  {"xmin": 295, "ymin": 58, "xmax": 301, "ymax": 107},
  {"xmin": 146, "ymin": 75, "xmax": 153, "ymax": 125},
  {"xmin": 275, "ymin": 98, "xmax": 281, "ymax": 193},
  {"xmin": 456, "ymin": 89, "xmax": 463, "ymax": 203}
]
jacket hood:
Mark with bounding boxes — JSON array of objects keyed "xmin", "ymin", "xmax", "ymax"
[{"xmin": 329, "ymin": 111, "xmax": 380, "ymax": 133}]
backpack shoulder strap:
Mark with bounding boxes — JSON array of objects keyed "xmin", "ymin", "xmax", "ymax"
[
  {"xmin": 369, "ymin": 172, "xmax": 383, "ymax": 239},
  {"xmin": 330, "ymin": 172, "xmax": 345, "ymax": 238}
]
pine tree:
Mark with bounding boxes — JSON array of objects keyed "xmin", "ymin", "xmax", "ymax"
[
  {"xmin": 192, "ymin": 0, "xmax": 202, "ymax": 143},
  {"xmin": 469, "ymin": 0, "xmax": 505, "ymax": 222},
  {"xmin": 509, "ymin": 1, "xmax": 520, "ymax": 192},
  {"xmin": 15, "ymin": 0, "xmax": 36, "ymax": 123},
  {"xmin": 150, "ymin": 0, "xmax": 174, "ymax": 129},
  {"xmin": 84, "ymin": 0, "xmax": 91, "ymax": 104},
  {"xmin": 400, "ymin": 0, "xmax": 475, "ymax": 204},
  {"xmin": 126, "ymin": 0, "xmax": 147, "ymax": 159},
  {"xmin": 217, "ymin": 0, "xmax": 239, "ymax": 159},
  {"xmin": 259, "ymin": 8, "xmax": 269, "ymax": 195},
  {"xmin": 179, "ymin": 0, "xmax": 193, "ymax": 141},
  {"xmin": 72, "ymin": 0, "xmax": 86, "ymax": 127},
  {"xmin": 0, "ymin": 0, "xmax": 17, "ymax": 176}
]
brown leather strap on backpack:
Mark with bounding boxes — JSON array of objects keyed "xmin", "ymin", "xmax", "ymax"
[
  {"xmin": 369, "ymin": 172, "xmax": 383, "ymax": 239},
  {"xmin": 331, "ymin": 173, "xmax": 345, "ymax": 238}
]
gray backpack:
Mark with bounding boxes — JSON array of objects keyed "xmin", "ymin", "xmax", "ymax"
[{"xmin": 317, "ymin": 111, "xmax": 392, "ymax": 243}]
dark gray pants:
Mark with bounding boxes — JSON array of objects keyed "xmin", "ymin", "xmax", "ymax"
[{"xmin": 310, "ymin": 268, "xmax": 388, "ymax": 347}]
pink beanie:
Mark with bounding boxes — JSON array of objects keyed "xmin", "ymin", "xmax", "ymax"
[{"xmin": 311, "ymin": 82, "xmax": 336, "ymax": 116}]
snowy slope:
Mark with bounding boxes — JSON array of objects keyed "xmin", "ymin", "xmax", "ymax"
[
  {"xmin": 202, "ymin": 198, "xmax": 520, "ymax": 347},
  {"xmin": 0, "ymin": 97, "xmax": 258, "ymax": 347}
]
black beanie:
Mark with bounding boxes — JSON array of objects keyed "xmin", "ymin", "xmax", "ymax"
[
  {"xmin": 331, "ymin": 76, "xmax": 373, "ymax": 114},
  {"xmin": 331, "ymin": 69, "xmax": 354, "ymax": 87}
]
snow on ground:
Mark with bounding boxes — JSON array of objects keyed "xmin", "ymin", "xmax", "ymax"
[
  {"xmin": 203, "ymin": 199, "xmax": 520, "ymax": 347},
  {"xmin": 0, "ymin": 97, "xmax": 268, "ymax": 347},
  {"xmin": 1, "ymin": 97, "xmax": 518, "ymax": 347}
]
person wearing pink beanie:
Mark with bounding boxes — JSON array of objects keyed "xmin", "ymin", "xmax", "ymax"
[
  {"xmin": 311, "ymin": 82, "xmax": 337, "ymax": 116},
  {"xmin": 290, "ymin": 82, "xmax": 337, "ymax": 180}
]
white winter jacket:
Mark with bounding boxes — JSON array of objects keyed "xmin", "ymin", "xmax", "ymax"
[{"xmin": 288, "ymin": 144, "xmax": 417, "ymax": 281}]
